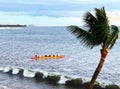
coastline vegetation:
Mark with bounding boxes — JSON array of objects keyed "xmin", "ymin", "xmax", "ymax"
[{"xmin": 0, "ymin": 24, "xmax": 26, "ymax": 27}]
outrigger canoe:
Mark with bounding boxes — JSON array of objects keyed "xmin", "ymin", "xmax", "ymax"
[{"xmin": 31, "ymin": 55, "xmax": 65, "ymax": 60}]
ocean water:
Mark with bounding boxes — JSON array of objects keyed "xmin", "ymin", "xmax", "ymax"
[{"xmin": 0, "ymin": 26, "xmax": 120, "ymax": 88}]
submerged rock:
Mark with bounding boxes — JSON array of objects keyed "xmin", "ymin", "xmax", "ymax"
[
  {"xmin": 105, "ymin": 84, "xmax": 120, "ymax": 89},
  {"xmin": 66, "ymin": 78, "xmax": 83, "ymax": 87},
  {"xmin": 34, "ymin": 72, "xmax": 44, "ymax": 82},
  {"xmin": 45, "ymin": 75, "xmax": 60, "ymax": 84}
]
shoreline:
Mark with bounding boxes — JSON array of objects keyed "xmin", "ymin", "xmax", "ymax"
[
  {"xmin": 0, "ymin": 24, "xmax": 26, "ymax": 27},
  {"xmin": 0, "ymin": 65, "xmax": 120, "ymax": 89}
]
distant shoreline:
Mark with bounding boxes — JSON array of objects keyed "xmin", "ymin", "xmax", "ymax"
[{"xmin": 0, "ymin": 24, "xmax": 27, "ymax": 27}]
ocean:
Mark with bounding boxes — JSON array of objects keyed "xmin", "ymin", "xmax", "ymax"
[{"xmin": 0, "ymin": 26, "xmax": 120, "ymax": 89}]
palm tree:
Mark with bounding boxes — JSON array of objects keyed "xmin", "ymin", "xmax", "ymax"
[{"xmin": 68, "ymin": 7, "xmax": 119, "ymax": 89}]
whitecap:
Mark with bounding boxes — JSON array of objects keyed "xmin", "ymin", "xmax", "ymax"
[
  {"xmin": 3, "ymin": 66, "xmax": 12, "ymax": 73},
  {"xmin": 23, "ymin": 69, "xmax": 36, "ymax": 78},
  {"xmin": 58, "ymin": 75, "xmax": 71, "ymax": 84},
  {"xmin": 42, "ymin": 71, "xmax": 48, "ymax": 78},
  {"xmin": 0, "ymin": 65, "xmax": 4, "ymax": 71},
  {"xmin": 12, "ymin": 68, "xmax": 20, "ymax": 74}
]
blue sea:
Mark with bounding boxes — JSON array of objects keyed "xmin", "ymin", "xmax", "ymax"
[{"xmin": 0, "ymin": 26, "xmax": 120, "ymax": 89}]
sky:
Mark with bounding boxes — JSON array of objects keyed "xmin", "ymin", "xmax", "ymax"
[{"xmin": 0, "ymin": 0, "xmax": 120, "ymax": 26}]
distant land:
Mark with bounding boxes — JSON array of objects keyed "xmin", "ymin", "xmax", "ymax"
[{"xmin": 0, "ymin": 24, "xmax": 27, "ymax": 27}]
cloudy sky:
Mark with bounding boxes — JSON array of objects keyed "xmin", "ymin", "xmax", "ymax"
[{"xmin": 0, "ymin": 0, "xmax": 120, "ymax": 26}]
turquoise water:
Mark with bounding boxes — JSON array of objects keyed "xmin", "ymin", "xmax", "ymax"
[{"xmin": 0, "ymin": 26, "xmax": 120, "ymax": 88}]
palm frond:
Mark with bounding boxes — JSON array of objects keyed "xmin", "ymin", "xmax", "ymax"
[
  {"xmin": 95, "ymin": 7, "xmax": 109, "ymax": 31},
  {"xmin": 95, "ymin": 7, "xmax": 107, "ymax": 22},
  {"xmin": 108, "ymin": 25, "xmax": 119, "ymax": 49},
  {"xmin": 67, "ymin": 7, "xmax": 119, "ymax": 49},
  {"xmin": 83, "ymin": 7, "xmax": 110, "ymax": 43},
  {"xmin": 83, "ymin": 12, "xmax": 97, "ymax": 30},
  {"xmin": 67, "ymin": 25, "xmax": 101, "ymax": 48},
  {"xmin": 94, "ymin": 7, "xmax": 110, "ymax": 43}
]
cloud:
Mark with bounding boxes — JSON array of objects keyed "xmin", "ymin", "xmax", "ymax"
[
  {"xmin": 0, "ymin": 0, "xmax": 120, "ymax": 17},
  {"xmin": 107, "ymin": 11, "xmax": 120, "ymax": 16},
  {"xmin": 1, "ymin": 13, "xmax": 120, "ymax": 26},
  {"xmin": 0, "ymin": 0, "xmax": 120, "ymax": 26},
  {"xmin": 107, "ymin": 11, "xmax": 120, "ymax": 25},
  {"xmin": 0, "ymin": 10, "xmax": 85, "ymax": 17},
  {"xmin": 30, "ymin": 10, "xmax": 85, "ymax": 17},
  {"xmin": 0, "ymin": 0, "xmax": 108, "ymax": 12},
  {"xmin": 34, "ymin": 16, "xmax": 83, "ymax": 26},
  {"xmin": 0, "ymin": 13, "xmax": 83, "ymax": 26}
]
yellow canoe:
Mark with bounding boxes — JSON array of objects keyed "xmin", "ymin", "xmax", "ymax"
[{"xmin": 31, "ymin": 55, "xmax": 65, "ymax": 60}]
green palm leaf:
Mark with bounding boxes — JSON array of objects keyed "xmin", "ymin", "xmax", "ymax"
[
  {"xmin": 95, "ymin": 7, "xmax": 107, "ymax": 22},
  {"xmin": 68, "ymin": 7, "xmax": 119, "ymax": 49},
  {"xmin": 84, "ymin": 7, "xmax": 110, "ymax": 43},
  {"xmin": 108, "ymin": 25, "xmax": 119, "ymax": 49},
  {"xmin": 68, "ymin": 25, "xmax": 100, "ymax": 48},
  {"xmin": 83, "ymin": 12, "xmax": 97, "ymax": 30}
]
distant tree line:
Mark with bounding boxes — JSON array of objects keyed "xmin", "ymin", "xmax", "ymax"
[{"xmin": 0, "ymin": 24, "xmax": 27, "ymax": 27}]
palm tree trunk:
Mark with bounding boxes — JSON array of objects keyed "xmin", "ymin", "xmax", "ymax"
[{"xmin": 88, "ymin": 47, "xmax": 108, "ymax": 89}]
